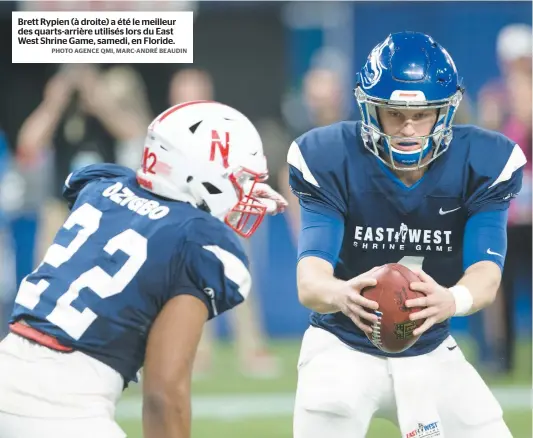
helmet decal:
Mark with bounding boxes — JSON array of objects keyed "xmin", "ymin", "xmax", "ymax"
[
  {"xmin": 210, "ymin": 129, "xmax": 230, "ymax": 168},
  {"xmin": 361, "ymin": 39, "xmax": 389, "ymax": 90}
]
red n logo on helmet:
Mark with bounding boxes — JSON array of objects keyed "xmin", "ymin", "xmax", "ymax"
[{"xmin": 210, "ymin": 130, "xmax": 230, "ymax": 168}]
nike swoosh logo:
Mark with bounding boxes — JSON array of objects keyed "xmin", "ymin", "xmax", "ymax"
[
  {"xmin": 487, "ymin": 248, "xmax": 504, "ymax": 257},
  {"xmin": 439, "ymin": 207, "xmax": 461, "ymax": 215},
  {"xmin": 447, "ymin": 345, "xmax": 458, "ymax": 351}
]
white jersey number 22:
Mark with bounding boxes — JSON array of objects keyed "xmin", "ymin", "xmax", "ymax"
[{"xmin": 15, "ymin": 203, "xmax": 147, "ymax": 340}]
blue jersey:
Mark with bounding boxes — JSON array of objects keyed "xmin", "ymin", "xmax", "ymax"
[
  {"xmin": 11, "ymin": 164, "xmax": 250, "ymax": 383},
  {"xmin": 289, "ymin": 121, "xmax": 526, "ymax": 357}
]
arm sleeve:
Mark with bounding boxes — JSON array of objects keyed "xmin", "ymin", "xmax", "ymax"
[
  {"xmin": 298, "ymin": 199, "xmax": 345, "ymax": 267},
  {"xmin": 172, "ymin": 237, "xmax": 251, "ymax": 320},
  {"xmin": 63, "ymin": 163, "xmax": 135, "ymax": 209},
  {"xmin": 463, "ymin": 210, "xmax": 508, "ymax": 271}
]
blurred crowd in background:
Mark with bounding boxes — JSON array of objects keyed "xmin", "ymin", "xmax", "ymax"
[{"xmin": 0, "ymin": 1, "xmax": 531, "ymax": 378}]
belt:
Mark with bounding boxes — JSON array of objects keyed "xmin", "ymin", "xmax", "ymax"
[{"xmin": 9, "ymin": 320, "xmax": 73, "ymax": 353}]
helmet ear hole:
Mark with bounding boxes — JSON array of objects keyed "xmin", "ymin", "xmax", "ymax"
[{"xmin": 202, "ymin": 182, "xmax": 222, "ymax": 194}]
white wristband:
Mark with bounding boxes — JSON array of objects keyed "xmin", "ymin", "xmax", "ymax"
[{"xmin": 449, "ymin": 285, "xmax": 474, "ymax": 316}]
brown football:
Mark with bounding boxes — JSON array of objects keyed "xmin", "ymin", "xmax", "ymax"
[{"xmin": 361, "ymin": 263, "xmax": 426, "ymax": 353}]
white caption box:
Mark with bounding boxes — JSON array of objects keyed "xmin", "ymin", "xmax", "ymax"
[{"xmin": 12, "ymin": 11, "xmax": 193, "ymax": 63}]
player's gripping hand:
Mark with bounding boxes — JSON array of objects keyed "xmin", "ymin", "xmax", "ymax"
[
  {"xmin": 405, "ymin": 269, "xmax": 456, "ymax": 336},
  {"xmin": 252, "ymin": 183, "xmax": 288, "ymax": 215},
  {"xmin": 332, "ymin": 267, "xmax": 381, "ymax": 334}
]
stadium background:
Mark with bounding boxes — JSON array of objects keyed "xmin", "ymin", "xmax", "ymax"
[{"xmin": 0, "ymin": 1, "xmax": 531, "ymax": 437}]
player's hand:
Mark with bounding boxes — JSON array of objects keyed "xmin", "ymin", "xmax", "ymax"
[
  {"xmin": 252, "ymin": 183, "xmax": 288, "ymax": 216},
  {"xmin": 43, "ymin": 72, "xmax": 75, "ymax": 110},
  {"xmin": 405, "ymin": 269, "xmax": 456, "ymax": 336},
  {"xmin": 333, "ymin": 267, "xmax": 381, "ymax": 334}
]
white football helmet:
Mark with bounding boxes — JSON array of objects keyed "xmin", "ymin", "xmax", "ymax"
[{"xmin": 136, "ymin": 100, "xmax": 269, "ymax": 237}]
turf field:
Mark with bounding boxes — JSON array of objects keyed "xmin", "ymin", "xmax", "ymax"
[{"xmin": 117, "ymin": 337, "xmax": 532, "ymax": 438}]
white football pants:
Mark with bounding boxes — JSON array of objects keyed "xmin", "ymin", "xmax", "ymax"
[
  {"xmin": 293, "ymin": 326, "xmax": 512, "ymax": 438},
  {"xmin": 0, "ymin": 333, "xmax": 126, "ymax": 438}
]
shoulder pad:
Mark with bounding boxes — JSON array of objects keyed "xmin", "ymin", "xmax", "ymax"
[
  {"xmin": 172, "ymin": 216, "xmax": 251, "ymax": 318},
  {"xmin": 63, "ymin": 164, "xmax": 135, "ymax": 209},
  {"xmin": 287, "ymin": 123, "xmax": 352, "ymax": 215},
  {"xmin": 462, "ymin": 126, "xmax": 527, "ymax": 215}
]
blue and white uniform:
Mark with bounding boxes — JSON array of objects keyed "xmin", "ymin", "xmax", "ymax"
[
  {"xmin": 290, "ymin": 31, "xmax": 524, "ymax": 438},
  {"xmin": 0, "ymin": 164, "xmax": 251, "ymax": 437}
]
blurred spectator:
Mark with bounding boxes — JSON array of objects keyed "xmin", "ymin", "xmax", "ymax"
[
  {"xmin": 16, "ymin": 64, "xmax": 150, "ymax": 256},
  {"xmin": 280, "ymin": 63, "xmax": 349, "ymax": 243},
  {"xmin": 477, "ymin": 23, "xmax": 532, "ymax": 373},
  {"xmin": 169, "ymin": 68, "xmax": 281, "ymax": 378},
  {"xmin": 169, "ymin": 68, "xmax": 214, "ymax": 105},
  {"xmin": 101, "ymin": 66, "xmax": 153, "ymax": 169}
]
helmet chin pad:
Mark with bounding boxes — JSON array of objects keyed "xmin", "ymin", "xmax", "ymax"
[{"xmin": 382, "ymin": 136, "xmax": 433, "ymax": 166}]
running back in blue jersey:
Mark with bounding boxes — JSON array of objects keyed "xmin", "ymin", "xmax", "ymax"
[
  {"xmin": 289, "ymin": 121, "xmax": 526, "ymax": 357},
  {"xmin": 11, "ymin": 164, "xmax": 251, "ymax": 384}
]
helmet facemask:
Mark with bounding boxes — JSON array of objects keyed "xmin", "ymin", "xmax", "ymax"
[
  {"xmin": 224, "ymin": 167, "xmax": 268, "ymax": 238},
  {"xmin": 355, "ymin": 87, "xmax": 463, "ymax": 172}
]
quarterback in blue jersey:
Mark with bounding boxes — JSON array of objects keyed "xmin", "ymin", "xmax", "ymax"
[
  {"xmin": 289, "ymin": 32, "xmax": 525, "ymax": 438},
  {"xmin": 0, "ymin": 101, "xmax": 287, "ymax": 438}
]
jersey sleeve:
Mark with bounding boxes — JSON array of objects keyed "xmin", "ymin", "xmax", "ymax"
[
  {"xmin": 464, "ymin": 131, "xmax": 527, "ymax": 216},
  {"xmin": 287, "ymin": 125, "xmax": 349, "ymax": 217},
  {"xmin": 287, "ymin": 126, "xmax": 349, "ymax": 265},
  {"xmin": 63, "ymin": 164, "xmax": 135, "ymax": 209},
  {"xmin": 170, "ymin": 218, "xmax": 251, "ymax": 320},
  {"xmin": 298, "ymin": 206, "xmax": 345, "ymax": 267}
]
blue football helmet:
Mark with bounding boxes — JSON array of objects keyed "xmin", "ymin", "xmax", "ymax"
[{"xmin": 354, "ymin": 32, "xmax": 464, "ymax": 171}]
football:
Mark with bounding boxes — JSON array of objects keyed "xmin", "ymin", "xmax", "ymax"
[{"xmin": 361, "ymin": 263, "xmax": 426, "ymax": 354}]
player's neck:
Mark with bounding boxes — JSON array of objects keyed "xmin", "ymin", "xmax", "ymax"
[
  {"xmin": 378, "ymin": 150, "xmax": 430, "ymax": 186},
  {"xmin": 392, "ymin": 167, "xmax": 427, "ymax": 187}
]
